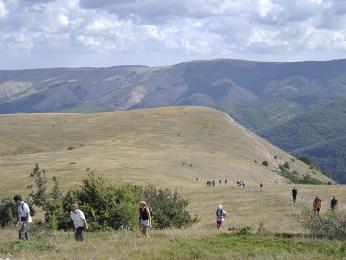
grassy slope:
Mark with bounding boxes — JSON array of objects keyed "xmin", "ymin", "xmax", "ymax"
[
  {"xmin": 0, "ymin": 106, "xmax": 331, "ymax": 197},
  {"xmin": 0, "ymin": 106, "xmax": 341, "ymax": 259}
]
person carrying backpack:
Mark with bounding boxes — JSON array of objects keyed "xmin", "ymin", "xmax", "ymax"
[
  {"xmin": 216, "ymin": 204, "xmax": 227, "ymax": 230},
  {"xmin": 139, "ymin": 201, "xmax": 151, "ymax": 238},
  {"xmin": 13, "ymin": 195, "xmax": 33, "ymax": 240}
]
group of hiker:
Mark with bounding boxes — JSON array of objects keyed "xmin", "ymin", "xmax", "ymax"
[
  {"xmin": 312, "ymin": 195, "xmax": 338, "ymax": 214},
  {"xmin": 13, "ymin": 194, "xmax": 152, "ymax": 242},
  {"xmin": 12, "ymin": 185, "xmax": 341, "ymax": 241},
  {"xmin": 206, "ymin": 179, "xmax": 228, "ymax": 187},
  {"xmin": 291, "ymin": 187, "xmax": 338, "ymax": 213}
]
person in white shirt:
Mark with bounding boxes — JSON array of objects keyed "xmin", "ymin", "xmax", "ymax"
[
  {"xmin": 70, "ymin": 204, "xmax": 88, "ymax": 242},
  {"xmin": 13, "ymin": 195, "xmax": 33, "ymax": 240},
  {"xmin": 216, "ymin": 204, "xmax": 227, "ymax": 230}
]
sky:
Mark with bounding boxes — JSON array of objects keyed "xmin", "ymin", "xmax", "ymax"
[{"xmin": 1, "ymin": 0, "xmax": 346, "ymax": 69}]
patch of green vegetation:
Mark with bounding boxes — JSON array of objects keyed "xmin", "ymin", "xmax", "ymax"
[
  {"xmin": 278, "ymin": 165, "xmax": 323, "ymax": 185},
  {"xmin": 0, "ymin": 240, "xmax": 55, "ymax": 255},
  {"xmin": 260, "ymin": 98, "xmax": 346, "ymax": 183},
  {"xmin": 160, "ymin": 233, "xmax": 346, "ymax": 259}
]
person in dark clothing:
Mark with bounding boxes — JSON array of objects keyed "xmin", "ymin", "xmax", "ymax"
[
  {"xmin": 260, "ymin": 182, "xmax": 263, "ymax": 191},
  {"xmin": 292, "ymin": 187, "xmax": 297, "ymax": 203},
  {"xmin": 139, "ymin": 201, "xmax": 151, "ymax": 238},
  {"xmin": 330, "ymin": 196, "xmax": 338, "ymax": 210},
  {"xmin": 313, "ymin": 196, "xmax": 322, "ymax": 214}
]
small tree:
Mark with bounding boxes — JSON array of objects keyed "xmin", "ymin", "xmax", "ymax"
[
  {"xmin": 143, "ymin": 184, "xmax": 199, "ymax": 229},
  {"xmin": 283, "ymin": 161, "xmax": 290, "ymax": 169},
  {"xmin": 30, "ymin": 163, "xmax": 49, "ymax": 209},
  {"xmin": 0, "ymin": 199, "xmax": 17, "ymax": 228},
  {"xmin": 50, "ymin": 176, "xmax": 63, "ymax": 200}
]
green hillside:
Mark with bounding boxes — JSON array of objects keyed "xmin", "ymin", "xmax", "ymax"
[{"xmin": 257, "ymin": 99, "xmax": 346, "ymax": 182}]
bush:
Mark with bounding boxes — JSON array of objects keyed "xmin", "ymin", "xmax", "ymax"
[
  {"xmin": 43, "ymin": 175, "xmax": 198, "ymax": 231},
  {"xmin": 61, "ymin": 175, "xmax": 142, "ymax": 231},
  {"xmin": 30, "ymin": 163, "xmax": 49, "ymax": 208},
  {"xmin": 283, "ymin": 161, "xmax": 290, "ymax": 169},
  {"xmin": 0, "ymin": 199, "xmax": 17, "ymax": 228},
  {"xmin": 262, "ymin": 161, "xmax": 269, "ymax": 167},
  {"xmin": 143, "ymin": 185, "xmax": 199, "ymax": 229},
  {"xmin": 299, "ymin": 209, "xmax": 346, "ymax": 240},
  {"xmin": 278, "ymin": 165, "xmax": 323, "ymax": 185}
]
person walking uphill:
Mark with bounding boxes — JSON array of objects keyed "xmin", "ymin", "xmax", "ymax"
[
  {"xmin": 13, "ymin": 195, "xmax": 33, "ymax": 240},
  {"xmin": 216, "ymin": 204, "xmax": 227, "ymax": 230},
  {"xmin": 139, "ymin": 201, "xmax": 151, "ymax": 238},
  {"xmin": 292, "ymin": 187, "xmax": 298, "ymax": 203},
  {"xmin": 313, "ymin": 196, "xmax": 322, "ymax": 214},
  {"xmin": 70, "ymin": 204, "xmax": 88, "ymax": 242},
  {"xmin": 330, "ymin": 196, "xmax": 338, "ymax": 210}
]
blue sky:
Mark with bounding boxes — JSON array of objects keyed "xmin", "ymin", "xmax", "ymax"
[{"xmin": 1, "ymin": 0, "xmax": 346, "ymax": 69}]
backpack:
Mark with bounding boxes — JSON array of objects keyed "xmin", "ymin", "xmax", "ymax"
[
  {"xmin": 147, "ymin": 205, "xmax": 153, "ymax": 217},
  {"xmin": 216, "ymin": 209, "xmax": 224, "ymax": 218},
  {"xmin": 22, "ymin": 203, "xmax": 36, "ymax": 217}
]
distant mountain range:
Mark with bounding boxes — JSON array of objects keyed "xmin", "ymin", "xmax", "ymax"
[{"xmin": 1, "ymin": 59, "xmax": 346, "ymax": 182}]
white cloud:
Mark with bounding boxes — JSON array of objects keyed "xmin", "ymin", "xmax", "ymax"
[
  {"xmin": 0, "ymin": 0, "xmax": 8, "ymax": 20},
  {"xmin": 1, "ymin": 0, "xmax": 346, "ymax": 69}
]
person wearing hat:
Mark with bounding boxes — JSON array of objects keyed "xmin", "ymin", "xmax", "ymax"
[
  {"xmin": 139, "ymin": 201, "xmax": 151, "ymax": 238},
  {"xmin": 70, "ymin": 204, "xmax": 88, "ymax": 242}
]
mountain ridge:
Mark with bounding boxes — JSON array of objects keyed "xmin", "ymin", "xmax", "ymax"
[{"xmin": 1, "ymin": 58, "xmax": 346, "ymax": 182}]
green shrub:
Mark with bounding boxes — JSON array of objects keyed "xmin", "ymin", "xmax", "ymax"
[
  {"xmin": 44, "ymin": 199, "xmax": 67, "ymax": 230},
  {"xmin": 278, "ymin": 165, "xmax": 323, "ymax": 184},
  {"xmin": 143, "ymin": 185, "xmax": 199, "ymax": 229},
  {"xmin": 61, "ymin": 175, "xmax": 142, "ymax": 231},
  {"xmin": 27, "ymin": 171, "xmax": 199, "ymax": 231},
  {"xmin": 262, "ymin": 161, "xmax": 269, "ymax": 166},
  {"xmin": 283, "ymin": 161, "xmax": 290, "ymax": 169},
  {"xmin": 29, "ymin": 163, "xmax": 49, "ymax": 208},
  {"xmin": 0, "ymin": 198, "xmax": 17, "ymax": 228},
  {"xmin": 299, "ymin": 209, "xmax": 346, "ymax": 240}
]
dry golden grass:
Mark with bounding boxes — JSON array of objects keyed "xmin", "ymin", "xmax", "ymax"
[
  {"xmin": 0, "ymin": 106, "xmax": 331, "ymax": 197},
  {"xmin": 0, "ymin": 106, "xmax": 342, "ymax": 259}
]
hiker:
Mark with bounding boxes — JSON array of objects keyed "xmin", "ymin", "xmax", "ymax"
[
  {"xmin": 330, "ymin": 196, "xmax": 338, "ymax": 210},
  {"xmin": 13, "ymin": 195, "xmax": 33, "ymax": 240},
  {"xmin": 212, "ymin": 180, "xmax": 216, "ymax": 187},
  {"xmin": 313, "ymin": 196, "xmax": 322, "ymax": 214},
  {"xmin": 224, "ymin": 178, "xmax": 228, "ymax": 185},
  {"xmin": 70, "ymin": 204, "xmax": 88, "ymax": 242},
  {"xmin": 292, "ymin": 187, "xmax": 297, "ymax": 203},
  {"xmin": 216, "ymin": 204, "xmax": 227, "ymax": 230},
  {"xmin": 139, "ymin": 201, "xmax": 151, "ymax": 238},
  {"xmin": 219, "ymin": 179, "xmax": 222, "ymax": 185},
  {"xmin": 260, "ymin": 182, "xmax": 263, "ymax": 191}
]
